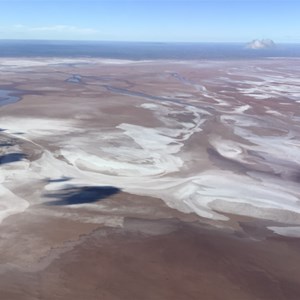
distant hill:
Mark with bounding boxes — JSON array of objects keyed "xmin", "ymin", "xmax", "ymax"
[{"xmin": 246, "ymin": 39, "xmax": 276, "ymax": 49}]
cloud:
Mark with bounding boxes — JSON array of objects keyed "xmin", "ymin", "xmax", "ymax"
[
  {"xmin": 246, "ymin": 39, "xmax": 276, "ymax": 49},
  {"xmin": 6, "ymin": 24, "xmax": 99, "ymax": 35}
]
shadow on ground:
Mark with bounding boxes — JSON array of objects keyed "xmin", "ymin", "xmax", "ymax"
[
  {"xmin": 45, "ymin": 186, "xmax": 121, "ymax": 206},
  {"xmin": 0, "ymin": 153, "xmax": 26, "ymax": 165}
]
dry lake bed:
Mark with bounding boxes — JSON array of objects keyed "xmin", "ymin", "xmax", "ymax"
[{"xmin": 1, "ymin": 57, "xmax": 300, "ymax": 299}]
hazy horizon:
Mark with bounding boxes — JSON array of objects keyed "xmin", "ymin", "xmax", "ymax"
[
  {"xmin": 0, "ymin": 39, "xmax": 300, "ymax": 44},
  {"xmin": 0, "ymin": 39, "xmax": 300, "ymax": 59}
]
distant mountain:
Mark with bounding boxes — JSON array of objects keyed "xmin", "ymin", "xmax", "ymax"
[{"xmin": 246, "ymin": 39, "xmax": 276, "ymax": 49}]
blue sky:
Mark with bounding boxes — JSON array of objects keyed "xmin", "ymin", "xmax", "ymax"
[{"xmin": 0, "ymin": 0, "xmax": 299, "ymax": 42}]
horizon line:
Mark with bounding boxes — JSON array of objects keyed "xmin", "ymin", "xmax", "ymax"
[{"xmin": 0, "ymin": 38, "xmax": 300, "ymax": 45}]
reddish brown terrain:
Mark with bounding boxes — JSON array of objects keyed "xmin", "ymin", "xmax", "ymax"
[{"xmin": 1, "ymin": 58, "xmax": 300, "ymax": 299}]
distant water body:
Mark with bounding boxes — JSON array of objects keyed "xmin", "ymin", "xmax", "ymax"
[{"xmin": 0, "ymin": 40, "xmax": 300, "ymax": 60}]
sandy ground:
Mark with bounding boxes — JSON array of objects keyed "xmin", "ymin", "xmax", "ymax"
[{"xmin": 1, "ymin": 57, "xmax": 300, "ymax": 299}]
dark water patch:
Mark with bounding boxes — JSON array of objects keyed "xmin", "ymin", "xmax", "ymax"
[
  {"xmin": 0, "ymin": 90, "xmax": 22, "ymax": 107},
  {"xmin": 0, "ymin": 153, "xmax": 26, "ymax": 165},
  {"xmin": 0, "ymin": 142, "xmax": 13, "ymax": 147},
  {"xmin": 46, "ymin": 177, "xmax": 72, "ymax": 183},
  {"xmin": 45, "ymin": 185, "xmax": 120, "ymax": 206}
]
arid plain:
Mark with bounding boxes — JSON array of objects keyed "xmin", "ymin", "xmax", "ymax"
[{"xmin": 1, "ymin": 58, "xmax": 300, "ymax": 299}]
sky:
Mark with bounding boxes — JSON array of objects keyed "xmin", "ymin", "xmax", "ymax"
[{"xmin": 0, "ymin": 0, "xmax": 299, "ymax": 43}]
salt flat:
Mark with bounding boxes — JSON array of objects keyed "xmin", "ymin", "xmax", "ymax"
[
  {"xmin": 1, "ymin": 58, "xmax": 300, "ymax": 299},
  {"xmin": 1, "ymin": 58, "xmax": 300, "ymax": 224}
]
